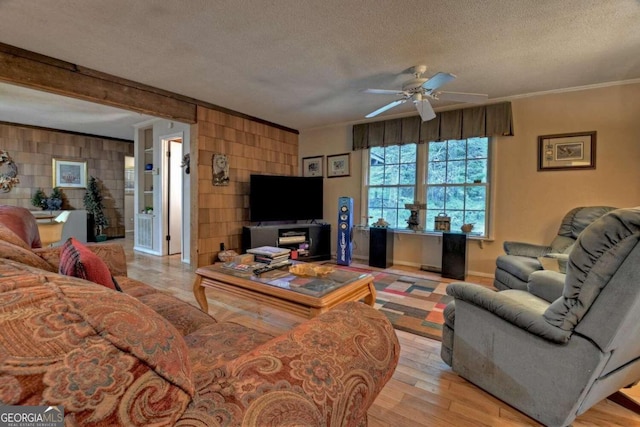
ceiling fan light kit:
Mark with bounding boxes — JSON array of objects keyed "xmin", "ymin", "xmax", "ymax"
[{"xmin": 364, "ymin": 65, "xmax": 488, "ymax": 122}]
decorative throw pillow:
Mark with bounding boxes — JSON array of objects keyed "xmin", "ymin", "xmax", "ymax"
[
  {"xmin": 59, "ymin": 237, "xmax": 122, "ymax": 291},
  {"xmin": 537, "ymin": 256, "xmax": 561, "ymax": 272}
]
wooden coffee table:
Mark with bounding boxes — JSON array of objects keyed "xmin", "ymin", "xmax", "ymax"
[{"xmin": 193, "ymin": 263, "xmax": 376, "ymax": 319}]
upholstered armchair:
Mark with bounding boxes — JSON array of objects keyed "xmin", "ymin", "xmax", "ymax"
[
  {"xmin": 494, "ymin": 206, "xmax": 616, "ymax": 290},
  {"xmin": 441, "ymin": 207, "xmax": 640, "ymax": 427}
]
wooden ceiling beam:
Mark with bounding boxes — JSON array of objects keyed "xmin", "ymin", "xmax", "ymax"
[
  {"xmin": 0, "ymin": 43, "xmax": 299, "ymax": 134},
  {"xmin": 0, "ymin": 42, "xmax": 197, "ymax": 124}
]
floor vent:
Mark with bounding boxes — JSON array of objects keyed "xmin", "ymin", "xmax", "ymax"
[{"xmin": 420, "ymin": 264, "xmax": 441, "ymax": 273}]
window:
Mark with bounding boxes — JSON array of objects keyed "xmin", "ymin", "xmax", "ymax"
[
  {"xmin": 366, "ymin": 137, "xmax": 490, "ymax": 235},
  {"xmin": 367, "ymin": 145, "xmax": 417, "ymax": 228},
  {"xmin": 425, "ymin": 137, "xmax": 489, "ymax": 235}
]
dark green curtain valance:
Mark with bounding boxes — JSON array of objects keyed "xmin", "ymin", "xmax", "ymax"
[{"xmin": 352, "ymin": 101, "xmax": 513, "ymax": 150}]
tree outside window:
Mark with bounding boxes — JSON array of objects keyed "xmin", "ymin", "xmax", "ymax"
[
  {"xmin": 425, "ymin": 137, "xmax": 488, "ymax": 235},
  {"xmin": 366, "ymin": 137, "xmax": 490, "ymax": 235},
  {"xmin": 367, "ymin": 145, "xmax": 417, "ymax": 228}
]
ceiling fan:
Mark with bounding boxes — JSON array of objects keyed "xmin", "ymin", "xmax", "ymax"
[{"xmin": 364, "ymin": 65, "xmax": 488, "ymax": 122}]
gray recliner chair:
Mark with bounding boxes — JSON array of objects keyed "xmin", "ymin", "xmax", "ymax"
[
  {"xmin": 441, "ymin": 207, "xmax": 640, "ymax": 426},
  {"xmin": 494, "ymin": 206, "xmax": 616, "ymax": 291}
]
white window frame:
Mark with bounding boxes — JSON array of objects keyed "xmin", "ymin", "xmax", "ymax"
[
  {"xmin": 362, "ymin": 144, "xmax": 419, "ymax": 229},
  {"xmin": 362, "ymin": 138, "xmax": 494, "ymax": 238}
]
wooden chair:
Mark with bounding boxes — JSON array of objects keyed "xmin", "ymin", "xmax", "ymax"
[{"xmin": 37, "ymin": 211, "xmax": 71, "ymax": 247}]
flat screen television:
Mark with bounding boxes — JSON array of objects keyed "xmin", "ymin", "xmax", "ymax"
[{"xmin": 249, "ymin": 174, "xmax": 323, "ymax": 222}]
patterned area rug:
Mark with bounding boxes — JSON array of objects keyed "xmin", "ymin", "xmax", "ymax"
[{"xmin": 328, "ymin": 264, "xmax": 453, "ymax": 341}]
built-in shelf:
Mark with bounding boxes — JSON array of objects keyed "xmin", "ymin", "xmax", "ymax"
[{"xmin": 135, "ymin": 127, "xmax": 157, "ymax": 253}]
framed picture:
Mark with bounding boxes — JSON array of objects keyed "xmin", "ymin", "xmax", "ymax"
[
  {"xmin": 302, "ymin": 155, "xmax": 324, "ymax": 177},
  {"xmin": 327, "ymin": 153, "xmax": 351, "ymax": 178},
  {"xmin": 212, "ymin": 153, "xmax": 230, "ymax": 186},
  {"xmin": 52, "ymin": 159, "xmax": 88, "ymax": 188},
  {"xmin": 537, "ymin": 131, "xmax": 596, "ymax": 171}
]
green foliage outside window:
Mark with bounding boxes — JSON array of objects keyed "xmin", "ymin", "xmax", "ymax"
[
  {"xmin": 425, "ymin": 138, "xmax": 488, "ymax": 234},
  {"xmin": 367, "ymin": 137, "xmax": 490, "ymax": 235},
  {"xmin": 368, "ymin": 145, "xmax": 417, "ymax": 228}
]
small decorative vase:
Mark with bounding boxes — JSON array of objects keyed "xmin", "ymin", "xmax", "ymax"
[
  {"xmin": 372, "ymin": 218, "xmax": 389, "ymax": 228},
  {"xmin": 217, "ymin": 244, "xmax": 238, "ymax": 262},
  {"xmin": 45, "ymin": 198, "xmax": 62, "ymax": 211},
  {"xmin": 461, "ymin": 223, "xmax": 474, "ymax": 233}
]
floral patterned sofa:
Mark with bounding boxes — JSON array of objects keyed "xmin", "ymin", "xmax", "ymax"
[{"xmin": 0, "ymin": 206, "xmax": 400, "ymax": 426}]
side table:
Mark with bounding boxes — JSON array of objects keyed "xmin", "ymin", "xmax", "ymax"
[
  {"xmin": 442, "ymin": 232, "xmax": 468, "ymax": 280},
  {"xmin": 369, "ymin": 227, "xmax": 394, "ymax": 268}
]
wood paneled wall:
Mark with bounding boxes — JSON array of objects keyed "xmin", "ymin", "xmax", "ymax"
[
  {"xmin": 0, "ymin": 122, "xmax": 134, "ymax": 237},
  {"xmin": 194, "ymin": 106, "xmax": 299, "ymax": 266}
]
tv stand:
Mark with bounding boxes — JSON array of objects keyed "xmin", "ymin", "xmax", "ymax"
[{"xmin": 242, "ymin": 223, "xmax": 331, "ymax": 262}]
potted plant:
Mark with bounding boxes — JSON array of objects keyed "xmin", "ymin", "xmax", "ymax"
[
  {"xmin": 49, "ymin": 187, "xmax": 64, "ymax": 210},
  {"xmin": 31, "ymin": 187, "xmax": 64, "ymax": 211},
  {"xmin": 31, "ymin": 188, "xmax": 48, "ymax": 210},
  {"xmin": 83, "ymin": 176, "xmax": 109, "ymax": 242}
]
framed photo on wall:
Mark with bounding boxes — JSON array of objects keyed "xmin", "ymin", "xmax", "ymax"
[
  {"xmin": 302, "ymin": 155, "xmax": 324, "ymax": 177},
  {"xmin": 537, "ymin": 131, "xmax": 596, "ymax": 171},
  {"xmin": 327, "ymin": 153, "xmax": 350, "ymax": 178},
  {"xmin": 52, "ymin": 159, "xmax": 88, "ymax": 188},
  {"xmin": 212, "ymin": 153, "xmax": 230, "ymax": 186}
]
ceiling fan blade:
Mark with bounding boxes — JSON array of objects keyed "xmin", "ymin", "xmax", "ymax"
[
  {"xmin": 437, "ymin": 91, "xmax": 488, "ymax": 104},
  {"xmin": 364, "ymin": 88, "xmax": 405, "ymax": 95},
  {"xmin": 414, "ymin": 99, "xmax": 436, "ymax": 122},
  {"xmin": 421, "ymin": 72, "xmax": 456, "ymax": 92},
  {"xmin": 365, "ymin": 99, "xmax": 406, "ymax": 118}
]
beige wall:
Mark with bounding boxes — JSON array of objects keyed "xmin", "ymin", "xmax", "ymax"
[
  {"xmin": 0, "ymin": 123, "xmax": 134, "ymax": 237},
  {"xmin": 300, "ymin": 83, "xmax": 640, "ymax": 276},
  {"xmin": 194, "ymin": 107, "xmax": 299, "ymax": 267}
]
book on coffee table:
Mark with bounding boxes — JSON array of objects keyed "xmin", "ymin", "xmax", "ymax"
[
  {"xmin": 254, "ymin": 254, "xmax": 291, "ymax": 264},
  {"xmin": 247, "ymin": 246, "xmax": 291, "ymax": 258},
  {"xmin": 220, "ymin": 261, "xmax": 264, "ymax": 276}
]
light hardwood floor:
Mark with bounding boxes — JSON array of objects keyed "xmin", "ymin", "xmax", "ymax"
[{"xmin": 119, "ymin": 236, "xmax": 640, "ymax": 426}]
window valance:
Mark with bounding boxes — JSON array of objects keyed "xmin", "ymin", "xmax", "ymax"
[{"xmin": 352, "ymin": 101, "xmax": 513, "ymax": 150}]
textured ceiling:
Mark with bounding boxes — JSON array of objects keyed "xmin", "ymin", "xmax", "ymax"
[{"xmin": 1, "ymin": 0, "xmax": 640, "ymax": 138}]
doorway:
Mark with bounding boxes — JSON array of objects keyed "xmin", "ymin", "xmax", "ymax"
[{"xmin": 163, "ymin": 136, "xmax": 183, "ymax": 255}]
